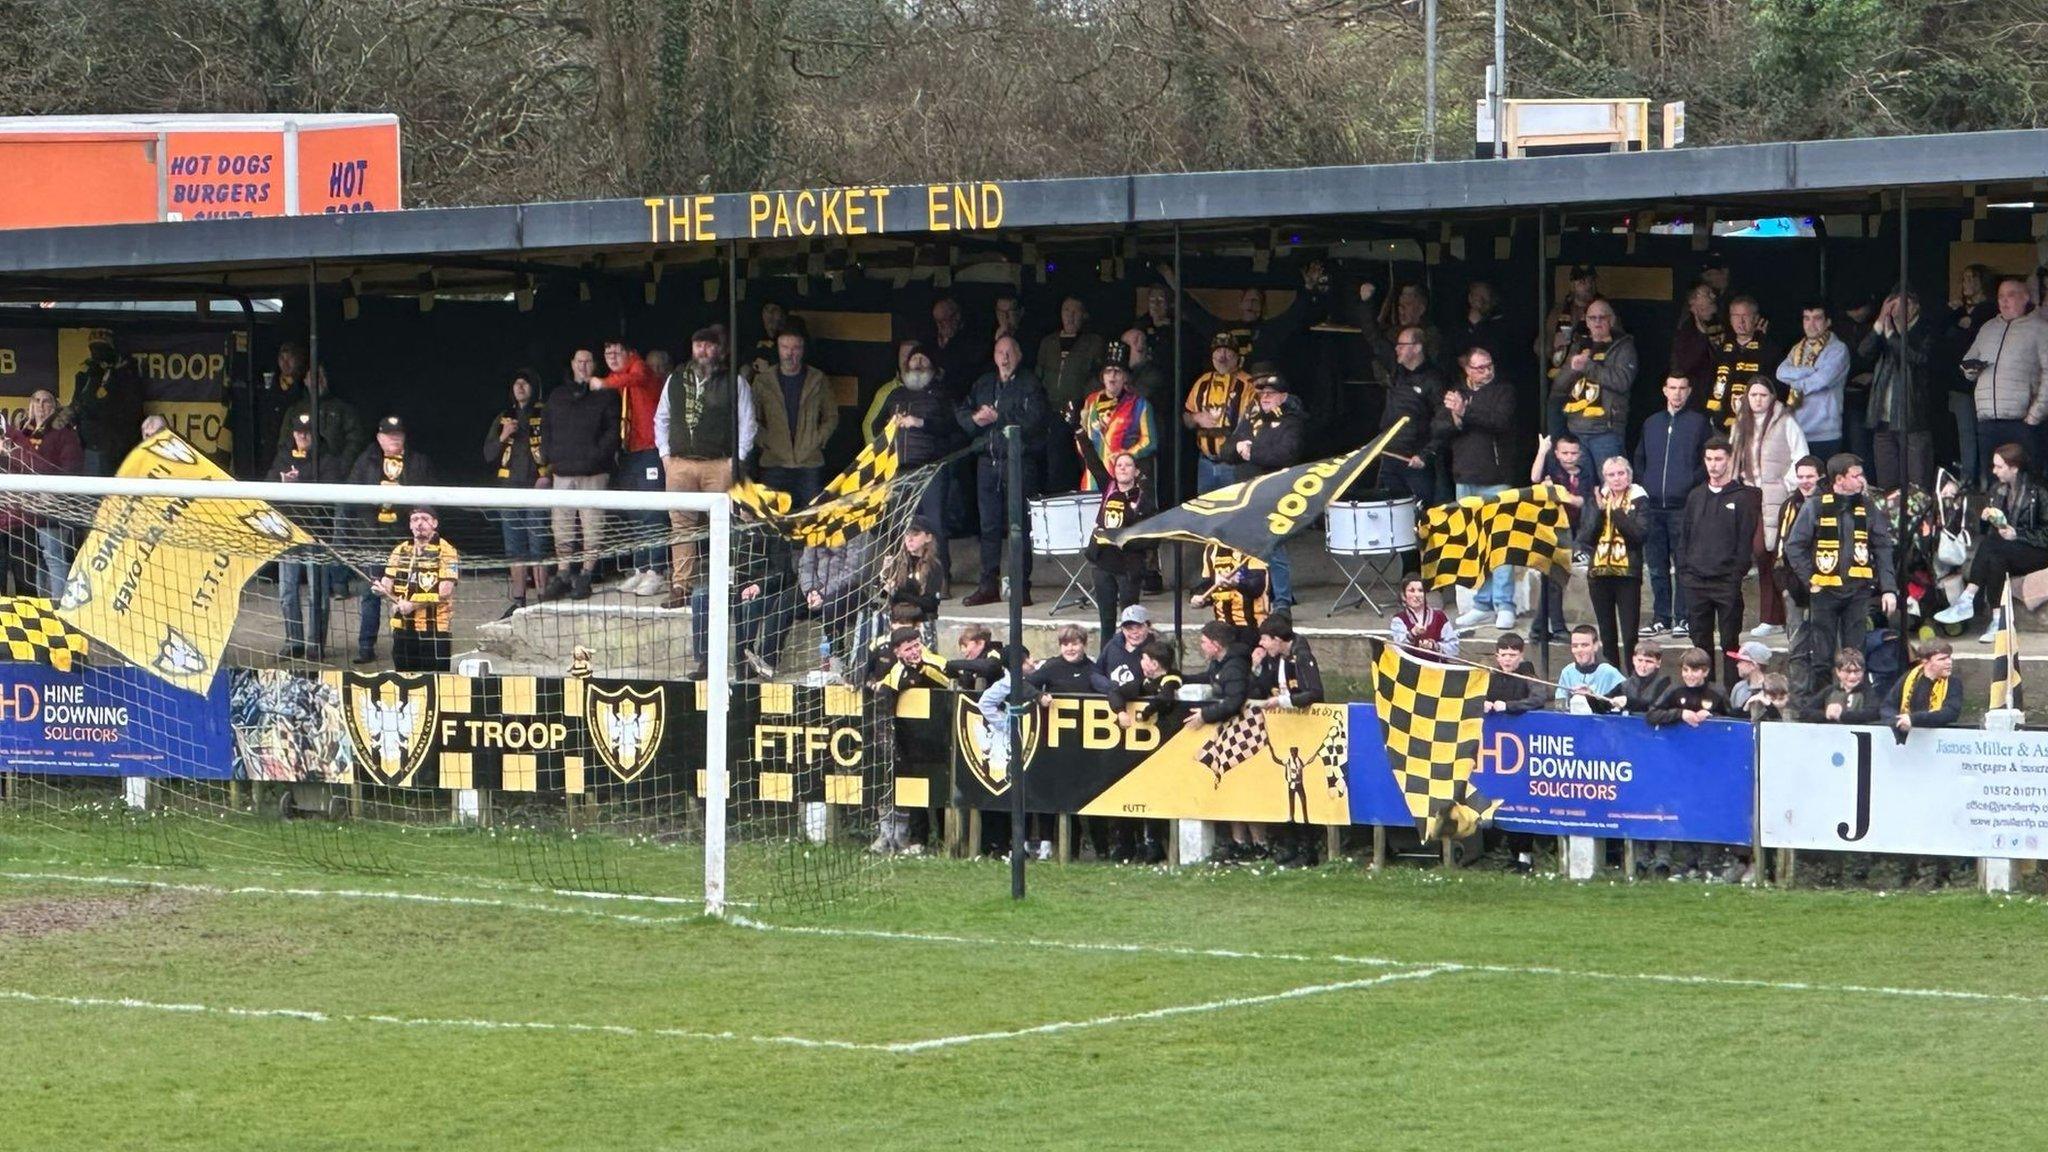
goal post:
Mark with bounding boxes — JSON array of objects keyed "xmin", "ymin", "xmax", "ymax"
[{"xmin": 0, "ymin": 452, "xmax": 741, "ymax": 910}]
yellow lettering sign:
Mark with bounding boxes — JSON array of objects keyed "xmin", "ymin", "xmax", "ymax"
[
  {"xmin": 643, "ymin": 195, "xmax": 720, "ymax": 243},
  {"xmin": 926, "ymin": 183, "xmax": 1005, "ymax": 232}
]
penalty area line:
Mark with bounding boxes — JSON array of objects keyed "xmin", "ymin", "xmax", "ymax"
[{"xmin": 0, "ymin": 968, "xmax": 1460, "ymax": 1056}]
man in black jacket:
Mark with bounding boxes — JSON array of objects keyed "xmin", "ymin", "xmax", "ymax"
[
  {"xmin": 1233, "ymin": 366, "xmax": 1306, "ymax": 610},
  {"xmin": 1358, "ymin": 287, "xmax": 1446, "ymax": 508},
  {"xmin": 1250, "ymin": 614, "xmax": 1323, "ymax": 709},
  {"xmin": 271, "ymin": 412, "xmax": 344, "ymax": 659},
  {"xmin": 1678, "ymin": 436, "xmax": 1759, "ymax": 686},
  {"xmin": 1434, "ymin": 346, "xmax": 1521, "ymax": 630},
  {"xmin": 540, "ymin": 350, "xmax": 621, "ymax": 600},
  {"xmin": 1183, "ymin": 620, "xmax": 1252, "ymax": 731},
  {"xmin": 1782, "ymin": 452, "xmax": 1898, "ymax": 706},
  {"xmin": 346, "ymin": 415, "xmax": 437, "ymax": 665},
  {"xmin": 958, "ymin": 336, "xmax": 1049, "ymax": 607}
]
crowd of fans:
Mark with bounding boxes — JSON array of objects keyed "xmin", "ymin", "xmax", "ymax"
[{"xmin": 1, "ymin": 255, "xmax": 2035, "ymax": 883}]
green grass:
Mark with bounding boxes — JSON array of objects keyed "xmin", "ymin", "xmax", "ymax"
[{"xmin": 2, "ymin": 854, "xmax": 2045, "ymax": 1150}]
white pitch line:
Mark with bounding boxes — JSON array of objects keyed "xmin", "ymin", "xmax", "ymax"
[
  {"xmin": 10, "ymin": 870, "xmax": 2048, "ymax": 1011},
  {"xmin": 0, "ymin": 871, "xmax": 699, "ymax": 927},
  {"xmin": 0, "ymin": 968, "xmax": 1452, "ymax": 1056},
  {"xmin": 885, "ymin": 966, "xmax": 1457, "ymax": 1053}
]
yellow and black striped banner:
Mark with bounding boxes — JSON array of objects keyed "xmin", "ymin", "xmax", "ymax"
[{"xmin": 1992, "ymin": 583, "xmax": 2023, "ymax": 712}]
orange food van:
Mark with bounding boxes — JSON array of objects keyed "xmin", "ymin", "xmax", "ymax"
[{"xmin": 0, "ymin": 113, "xmax": 401, "ymax": 229}]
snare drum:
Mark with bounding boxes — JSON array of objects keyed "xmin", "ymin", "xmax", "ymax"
[
  {"xmin": 1325, "ymin": 496, "xmax": 1418, "ymax": 557},
  {"xmin": 1029, "ymin": 493, "xmax": 1097, "ymax": 556}
]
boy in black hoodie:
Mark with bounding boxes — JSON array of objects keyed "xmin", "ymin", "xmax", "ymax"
[
  {"xmin": 1617, "ymin": 639, "xmax": 1672, "ymax": 715},
  {"xmin": 1482, "ymin": 633, "xmax": 1543, "ymax": 716}
]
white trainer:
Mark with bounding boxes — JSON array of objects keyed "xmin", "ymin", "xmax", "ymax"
[
  {"xmin": 1454, "ymin": 608, "xmax": 1489, "ymax": 629},
  {"xmin": 1749, "ymin": 623, "xmax": 1782, "ymax": 638},
  {"xmin": 1933, "ymin": 591, "xmax": 1975, "ymax": 625},
  {"xmin": 1493, "ymin": 609, "xmax": 1515, "ymax": 630},
  {"xmin": 1980, "ymin": 612, "xmax": 2005, "ymax": 644}
]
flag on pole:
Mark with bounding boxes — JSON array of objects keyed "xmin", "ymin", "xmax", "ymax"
[
  {"xmin": 1106, "ymin": 421, "xmax": 1401, "ymax": 554},
  {"xmin": 1371, "ymin": 640, "xmax": 1497, "ymax": 841},
  {"xmin": 0, "ymin": 596, "xmax": 88, "ymax": 672},
  {"xmin": 1991, "ymin": 583, "xmax": 2023, "ymax": 711},
  {"xmin": 1420, "ymin": 482, "xmax": 1575, "ymax": 591}
]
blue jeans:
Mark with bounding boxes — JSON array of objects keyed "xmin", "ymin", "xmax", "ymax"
[
  {"xmin": 1197, "ymin": 457, "xmax": 1237, "ymax": 495},
  {"xmin": 278, "ymin": 560, "xmax": 329, "ymax": 650},
  {"xmin": 1455, "ymin": 482, "xmax": 1515, "ymax": 611},
  {"xmin": 1574, "ymin": 431, "xmax": 1624, "ymax": 494},
  {"xmin": 1266, "ymin": 542, "xmax": 1293, "ymax": 608},
  {"xmin": 1642, "ymin": 504, "xmax": 1687, "ymax": 627},
  {"xmin": 358, "ymin": 582, "xmax": 384, "ymax": 651},
  {"xmin": 34, "ymin": 526, "xmax": 67, "ymax": 601},
  {"xmin": 614, "ymin": 449, "xmax": 667, "ymax": 573},
  {"xmin": 498, "ymin": 509, "xmax": 549, "ymax": 562}
]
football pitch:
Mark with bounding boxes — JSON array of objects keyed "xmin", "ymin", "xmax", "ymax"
[{"xmin": 2, "ymin": 849, "xmax": 2045, "ymax": 1150}]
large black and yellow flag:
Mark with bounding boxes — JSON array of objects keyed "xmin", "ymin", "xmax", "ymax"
[
  {"xmin": 57, "ymin": 430, "xmax": 313, "ymax": 693},
  {"xmin": 1106, "ymin": 421, "xmax": 1401, "ymax": 554},
  {"xmin": 1421, "ymin": 482, "xmax": 1574, "ymax": 591},
  {"xmin": 1371, "ymin": 640, "xmax": 1498, "ymax": 841},
  {"xmin": 1992, "ymin": 583, "xmax": 2024, "ymax": 711},
  {"xmin": 731, "ymin": 421, "xmax": 901, "ymax": 548}
]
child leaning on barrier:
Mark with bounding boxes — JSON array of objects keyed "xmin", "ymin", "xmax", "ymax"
[
  {"xmin": 1643, "ymin": 648, "xmax": 1731, "ymax": 881},
  {"xmin": 1616, "ymin": 639, "xmax": 1672, "ymax": 715},
  {"xmin": 1745, "ymin": 672, "xmax": 1797, "ymax": 723},
  {"xmin": 1819, "ymin": 648, "xmax": 1881, "ymax": 725},
  {"xmin": 1482, "ymin": 633, "xmax": 1543, "ymax": 715}
]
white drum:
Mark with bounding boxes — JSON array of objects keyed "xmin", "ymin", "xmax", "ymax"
[
  {"xmin": 1029, "ymin": 493, "xmax": 1097, "ymax": 556},
  {"xmin": 1325, "ymin": 496, "xmax": 1418, "ymax": 557}
]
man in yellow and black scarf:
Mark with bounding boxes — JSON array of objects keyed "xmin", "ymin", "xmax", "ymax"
[{"xmin": 1782, "ymin": 452, "xmax": 1897, "ymax": 706}]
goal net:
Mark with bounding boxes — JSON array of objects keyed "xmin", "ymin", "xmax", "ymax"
[{"xmin": 0, "ymin": 429, "xmax": 941, "ymax": 913}]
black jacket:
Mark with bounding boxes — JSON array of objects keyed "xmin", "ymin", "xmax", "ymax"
[
  {"xmin": 1486, "ymin": 659, "xmax": 1544, "ymax": 714},
  {"xmin": 1233, "ymin": 396, "xmax": 1306, "ymax": 480},
  {"xmin": 1432, "ymin": 380, "xmax": 1517, "ymax": 486},
  {"xmin": 1251, "ymin": 636, "xmax": 1324, "ymax": 707},
  {"xmin": 541, "ymin": 382, "xmax": 622, "ymax": 477},
  {"xmin": 1575, "ymin": 489, "xmax": 1649, "ymax": 578},
  {"xmin": 1782, "ymin": 490, "xmax": 1899, "ymax": 596},
  {"xmin": 881, "ymin": 383, "xmax": 963, "ymax": 468},
  {"xmin": 1619, "ymin": 672, "xmax": 1672, "ymax": 715},
  {"xmin": 1646, "ymin": 681, "xmax": 1730, "ymax": 727},
  {"xmin": 1027, "ymin": 654, "xmax": 1110, "ymax": 695},
  {"xmin": 345, "ymin": 445, "xmax": 437, "ymax": 535},
  {"xmin": 1188, "ymin": 642, "xmax": 1254, "ymax": 724},
  {"xmin": 957, "ymin": 368, "xmax": 1049, "ymax": 461},
  {"xmin": 1678, "ymin": 480, "xmax": 1759, "ymax": 588},
  {"xmin": 1106, "ymin": 671, "xmax": 1184, "ymax": 723},
  {"xmin": 1991, "ymin": 473, "xmax": 2048, "ymax": 550}
]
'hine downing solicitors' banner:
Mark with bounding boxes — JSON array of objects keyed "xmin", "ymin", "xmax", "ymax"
[
  {"xmin": 1760, "ymin": 722, "xmax": 2048, "ymax": 859},
  {"xmin": 0, "ymin": 664, "xmax": 232, "ymax": 776},
  {"xmin": 1345, "ymin": 708, "xmax": 1755, "ymax": 846}
]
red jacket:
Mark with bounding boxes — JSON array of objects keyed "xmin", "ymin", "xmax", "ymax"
[
  {"xmin": 0, "ymin": 419, "xmax": 83, "ymax": 531},
  {"xmin": 597, "ymin": 354, "xmax": 662, "ymax": 454}
]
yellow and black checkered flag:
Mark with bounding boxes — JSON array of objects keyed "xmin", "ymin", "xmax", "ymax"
[
  {"xmin": 1195, "ymin": 707, "xmax": 1268, "ymax": 783},
  {"xmin": 1421, "ymin": 483, "xmax": 1574, "ymax": 591},
  {"xmin": 1371, "ymin": 640, "xmax": 1498, "ymax": 841},
  {"xmin": 729, "ymin": 423, "xmax": 901, "ymax": 548},
  {"xmin": 0, "ymin": 596, "xmax": 88, "ymax": 673},
  {"xmin": 1991, "ymin": 583, "xmax": 2023, "ymax": 711}
]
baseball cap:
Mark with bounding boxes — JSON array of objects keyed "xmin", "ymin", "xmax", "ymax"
[
  {"xmin": 1117, "ymin": 604, "xmax": 1150, "ymax": 627},
  {"xmin": 1727, "ymin": 641, "xmax": 1772, "ymax": 666},
  {"xmin": 377, "ymin": 415, "xmax": 405, "ymax": 434},
  {"xmin": 1210, "ymin": 332, "xmax": 1239, "ymax": 351},
  {"xmin": 292, "ymin": 413, "xmax": 313, "ymax": 431}
]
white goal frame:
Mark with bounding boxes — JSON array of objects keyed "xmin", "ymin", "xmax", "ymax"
[{"xmin": 0, "ymin": 471, "xmax": 737, "ymax": 916}]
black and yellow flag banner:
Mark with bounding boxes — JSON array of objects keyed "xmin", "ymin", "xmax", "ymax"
[
  {"xmin": 1371, "ymin": 640, "xmax": 1498, "ymax": 842},
  {"xmin": 0, "ymin": 596, "xmax": 88, "ymax": 673},
  {"xmin": 1107, "ymin": 421, "xmax": 1401, "ymax": 555},
  {"xmin": 731, "ymin": 422, "xmax": 902, "ymax": 548},
  {"xmin": 1992, "ymin": 583, "xmax": 2024, "ymax": 712},
  {"xmin": 58, "ymin": 431, "xmax": 313, "ymax": 693},
  {"xmin": 1421, "ymin": 482, "xmax": 1574, "ymax": 591}
]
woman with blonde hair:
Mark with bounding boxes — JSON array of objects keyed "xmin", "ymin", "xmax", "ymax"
[{"xmin": 1730, "ymin": 376, "xmax": 1808, "ymax": 638}]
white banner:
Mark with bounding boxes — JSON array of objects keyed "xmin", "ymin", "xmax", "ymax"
[{"xmin": 1760, "ymin": 722, "xmax": 2048, "ymax": 858}]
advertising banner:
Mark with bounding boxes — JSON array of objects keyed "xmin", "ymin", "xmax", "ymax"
[
  {"xmin": 1760, "ymin": 722, "xmax": 2048, "ymax": 859},
  {"xmin": 0, "ymin": 327, "xmax": 233, "ymax": 456},
  {"xmin": 0, "ymin": 663, "xmax": 231, "ymax": 777},
  {"xmin": 1346, "ymin": 706, "xmax": 1755, "ymax": 845}
]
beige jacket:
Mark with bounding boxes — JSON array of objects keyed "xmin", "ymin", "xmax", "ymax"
[{"xmin": 750, "ymin": 365, "xmax": 840, "ymax": 469}]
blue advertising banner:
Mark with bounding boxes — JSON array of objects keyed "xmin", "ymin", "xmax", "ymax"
[
  {"xmin": 1347, "ymin": 705, "xmax": 1754, "ymax": 845},
  {"xmin": 0, "ymin": 665, "xmax": 232, "ymax": 778}
]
